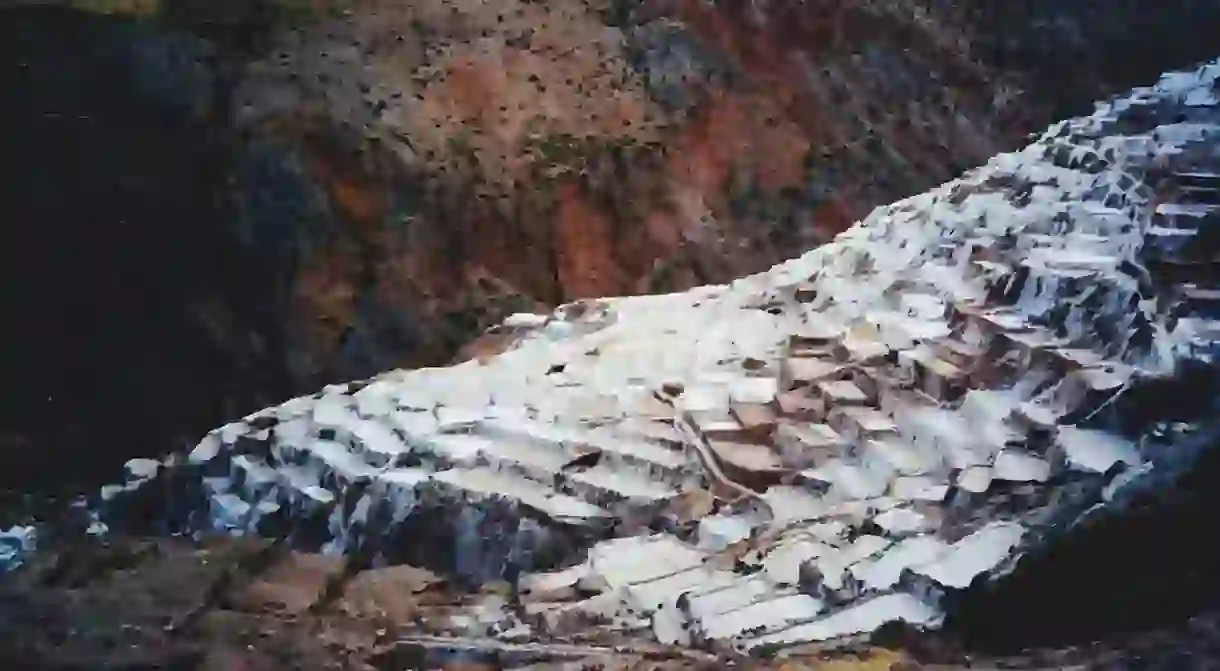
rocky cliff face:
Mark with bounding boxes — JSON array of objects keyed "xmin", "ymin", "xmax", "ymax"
[{"xmin": 4, "ymin": 0, "xmax": 1220, "ymax": 498}]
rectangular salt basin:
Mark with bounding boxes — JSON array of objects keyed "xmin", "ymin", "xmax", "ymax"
[
  {"xmin": 744, "ymin": 594, "xmax": 941, "ymax": 649},
  {"xmin": 586, "ymin": 429, "xmax": 688, "ymax": 471},
  {"xmin": 700, "ymin": 594, "xmax": 825, "ymax": 640},
  {"xmin": 625, "ymin": 566, "xmax": 737, "ymax": 611},
  {"xmin": 588, "ymin": 535, "xmax": 706, "ymax": 589},
  {"xmin": 568, "ymin": 464, "xmax": 676, "ymax": 501},
  {"xmin": 911, "ymin": 521, "xmax": 1024, "ymax": 589},
  {"xmin": 687, "ymin": 576, "xmax": 774, "ymax": 619},
  {"xmin": 431, "ymin": 467, "xmax": 607, "ymax": 521}
]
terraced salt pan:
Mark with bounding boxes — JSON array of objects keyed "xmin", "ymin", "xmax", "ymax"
[
  {"xmin": 104, "ymin": 58, "xmax": 1220, "ymax": 653},
  {"xmin": 569, "ymin": 464, "xmax": 677, "ymax": 502},
  {"xmin": 852, "ymin": 536, "xmax": 950, "ymax": 591},
  {"xmin": 745, "ymin": 594, "xmax": 942, "ymax": 649},
  {"xmin": 913, "ymin": 522, "xmax": 1025, "ymax": 590},
  {"xmin": 701, "ymin": 593, "xmax": 825, "ymax": 641},
  {"xmin": 432, "ymin": 467, "xmax": 609, "ymax": 522}
]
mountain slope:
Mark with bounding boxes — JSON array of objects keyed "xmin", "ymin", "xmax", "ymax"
[
  {"xmin": 4, "ymin": 0, "xmax": 1220, "ymax": 500},
  {"xmin": 98, "ymin": 57, "xmax": 1220, "ymax": 656}
]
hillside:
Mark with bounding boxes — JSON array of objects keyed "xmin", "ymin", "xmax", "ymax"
[
  {"xmin": 36, "ymin": 56, "xmax": 1220, "ymax": 668},
  {"xmin": 4, "ymin": 0, "xmax": 1220, "ymax": 515}
]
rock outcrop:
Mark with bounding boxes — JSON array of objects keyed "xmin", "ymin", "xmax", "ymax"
[{"xmin": 96, "ymin": 59, "xmax": 1220, "ymax": 656}]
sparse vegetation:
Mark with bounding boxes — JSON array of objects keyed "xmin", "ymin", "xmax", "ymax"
[{"xmin": 522, "ymin": 131, "xmax": 655, "ymax": 182}]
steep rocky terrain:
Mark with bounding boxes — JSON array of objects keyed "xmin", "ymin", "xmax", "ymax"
[
  {"xmin": 44, "ymin": 56, "xmax": 1220, "ymax": 668},
  {"xmin": 7, "ymin": 2, "xmax": 1220, "ymax": 665},
  {"xmin": 5, "ymin": 0, "xmax": 1220, "ymax": 509}
]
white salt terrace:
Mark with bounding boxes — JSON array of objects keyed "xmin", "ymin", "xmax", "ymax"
[{"xmin": 113, "ymin": 59, "xmax": 1220, "ymax": 652}]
